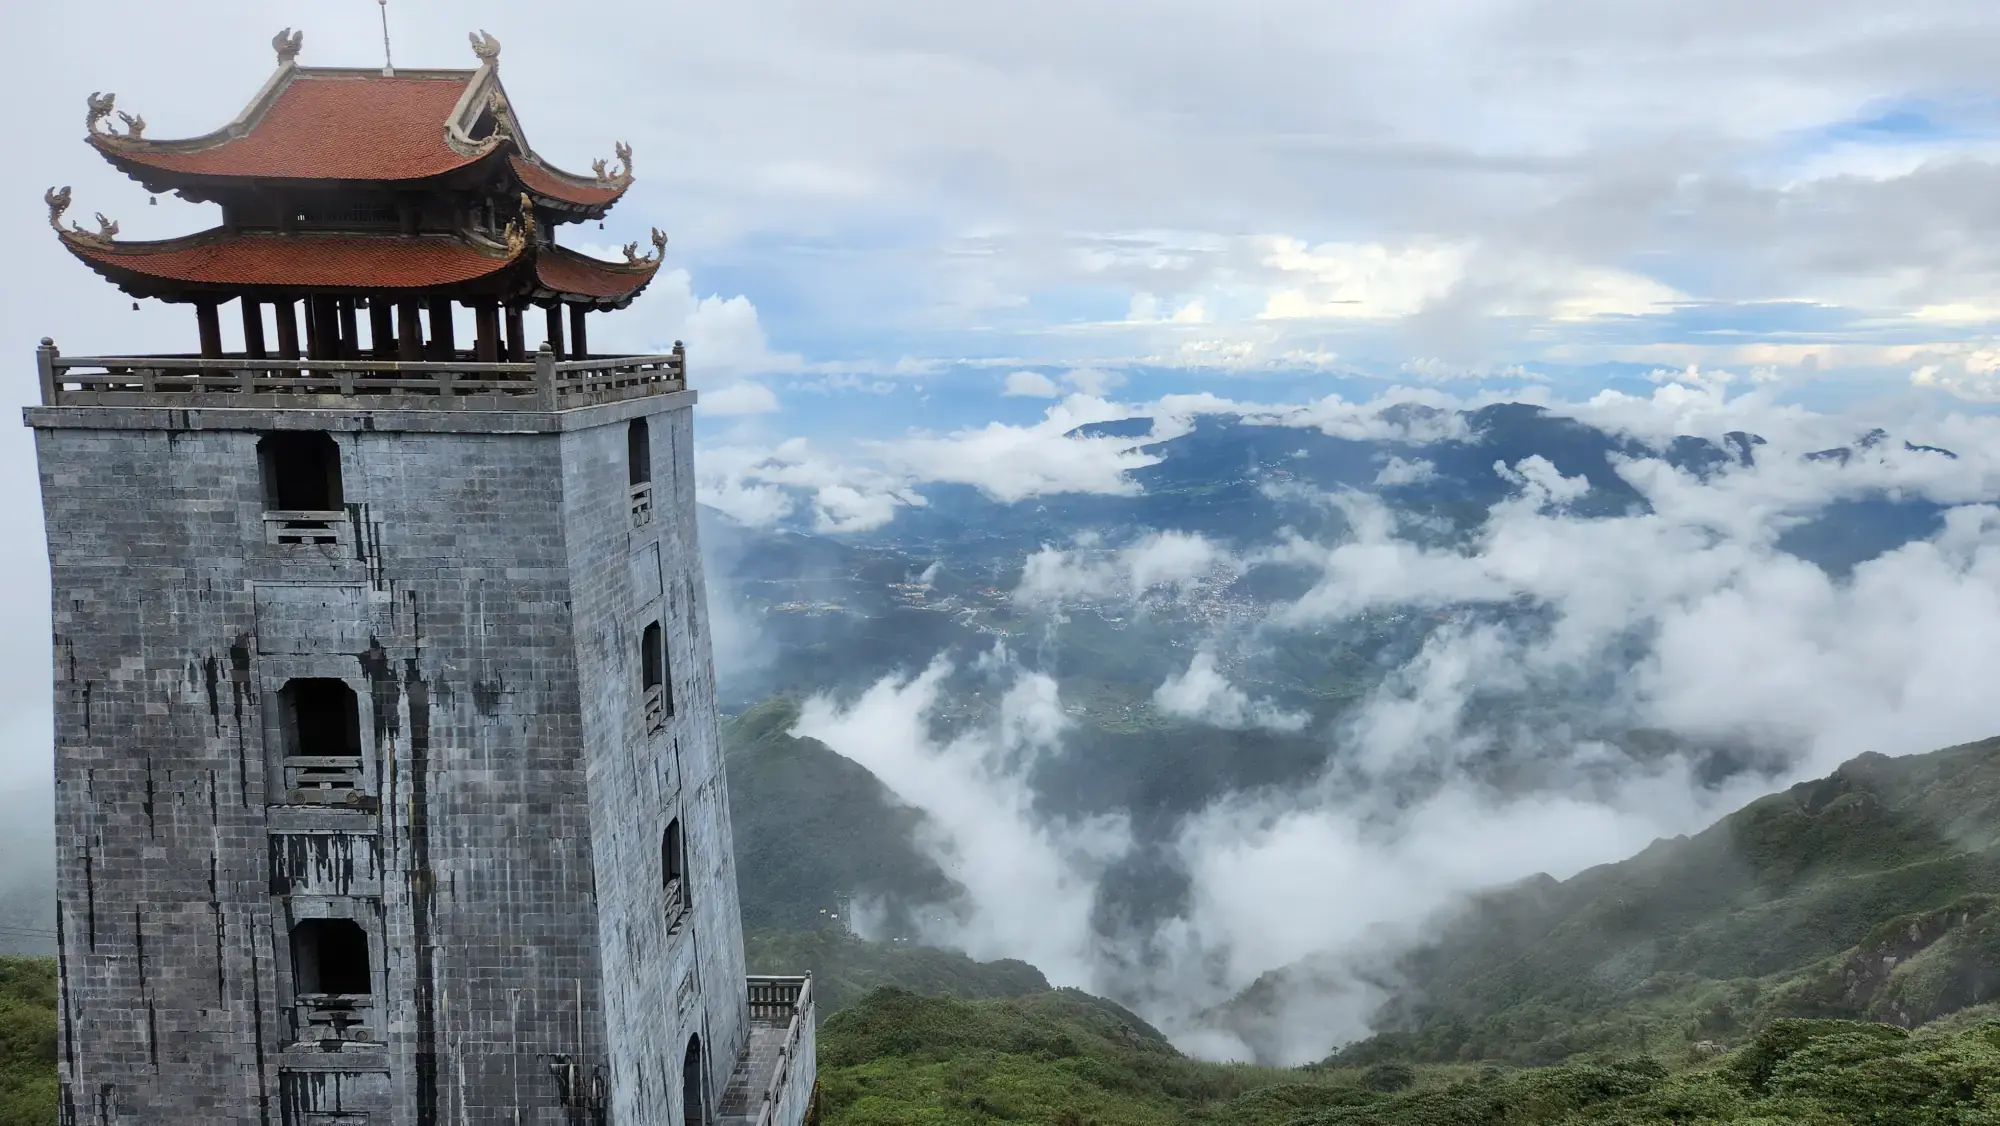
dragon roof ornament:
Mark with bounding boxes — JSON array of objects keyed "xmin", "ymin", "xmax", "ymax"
[
  {"xmin": 84, "ymin": 92, "xmax": 145, "ymax": 141},
  {"xmin": 592, "ymin": 142, "xmax": 633, "ymax": 188},
  {"xmin": 273, "ymin": 27, "xmax": 303, "ymax": 65},
  {"xmin": 45, "ymin": 186, "xmax": 118, "ymax": 247},
  {"xmin": 470, "ymin": 30, "xmax": 501, "ymax": 66},
  {"xmin": 622, "ymin": 227, "xmax": 667, "ymax": 266}
]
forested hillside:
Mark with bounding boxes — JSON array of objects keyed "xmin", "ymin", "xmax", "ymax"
[
  {"xmin": 0, "ymin": 958, "xmax": 54, "ymax": 1126},
  {"xmin": 814, "ymin": 987, "xmax": 2000, "ymax": 1125},
  {"xmin": 1301, "ymin": 735, "xmax": 2000, "ymax": 1067}
]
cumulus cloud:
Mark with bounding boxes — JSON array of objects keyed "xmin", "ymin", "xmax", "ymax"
[
  {"xmin": 1372, "ymin": 456, "xmax": 1437, "ymax": 486},
  {"xmin": 1153, "ymin": 650, "xmax": 1309, "ymax": 733},
  {"xmin": 1013, "ymin": 531, "xmax": 1239, "ymax": 605},
  {"xmin": 1003, "ymin": 370, "xmax": 1062, "ymax": 397},
  {"xmin": 879, "ymin": 395, "xmax": 1165, "ymax": 503},
  {"xmin": 696, "ymin": 438, "xmax": 926, "ymax": 533}
]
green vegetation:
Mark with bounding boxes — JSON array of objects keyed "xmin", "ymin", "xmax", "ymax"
[
  {"xmin": 5, "ymin": 957, "xmax": 1998, "ymax": 1124},
  {"xmin": 746, "ymin": 927, "xmax": 1050, "ymax": 1015},
  {"xmin": 724, "ymin": 699, "xmax": 962, "ymax": 931},
  {"xmin": 1296, "ymin": 736, "xmax": 2000, "ymax": 1068},
  {"xmin": 817, "ymin": 988, "xmax": 2000, "ymax": 1124},
  {"xmin": 0, "ymin": 958, "xmax": 55, "ymax": 1126}
]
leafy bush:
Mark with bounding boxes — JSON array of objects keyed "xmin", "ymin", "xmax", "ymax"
[
  {"xmin": 0, "ymin": 958, "xmax": 56, "ymax": 1126},
  {"xmin": 1362, "ymin": 1061, "xmax": 1415, "ymax": 1092}
]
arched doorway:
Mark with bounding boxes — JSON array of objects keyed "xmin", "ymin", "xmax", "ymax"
[{"xmin": 681, "ymin": 1034, "xmax": 706, "ymax": 1126}]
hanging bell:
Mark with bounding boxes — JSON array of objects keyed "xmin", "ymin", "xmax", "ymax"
[
  {"xmin": 149, "ymin": 197, "xmax": 157, "ymax": 206},
  {"xmin": 598, "ymin": 221, "xmax": 605, "ymax": 230},
  {"xmin": 131, "ymin": 302, "xmax": 139, "ymax": 311}
]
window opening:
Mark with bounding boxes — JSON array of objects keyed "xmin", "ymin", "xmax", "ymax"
[
  {"xmin": 663, "ymin": 817, "xmax": 689, "ymax": 927},
  {"xmin": 280, "ymin": 679, "xmax": 365, "ymax": 806},
  {"xmin": 629, "ymin": 417, "xmax": 654, "ymax": 527},
  {"xmin": 642, "ymin": 621, "xmax": 671, "ymax": 730},
  {"xmin": 290, "ymin": 918, "xmax": 373, "ymax": 1044},
  {"xmin": 258, "ymin": 431, "xmax": 346, "ymax": 546}
]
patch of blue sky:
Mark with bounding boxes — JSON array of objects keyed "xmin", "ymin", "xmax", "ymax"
[{"xmin": 1748, "ymin": 93, "xmax": 2000, "ymax": 183}]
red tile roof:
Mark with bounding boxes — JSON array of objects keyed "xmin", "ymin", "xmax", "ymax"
[
  {"xmin": 63, "ymin": 230, "xmax": 517, "ymax": 291},
  {"xmin": 536, "ymin": 244, "xmax": 659, "ymax": 302},
  {"xmin": 510, "ymin": 155, "xmax": 627, "ymax": 208},
  {"xmin": 94, "ymin": 72, "xmax": 485, "ymax": 182}
]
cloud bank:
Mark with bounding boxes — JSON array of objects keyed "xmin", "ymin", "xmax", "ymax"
[{"xmin": 782, "ymin": 383, "xmax": 2000, "ymax": 1065}]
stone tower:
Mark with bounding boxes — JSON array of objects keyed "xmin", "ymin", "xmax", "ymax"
[{"xmin": 29, "ymin": 29, "xmax": 816, "ymax": 1126}]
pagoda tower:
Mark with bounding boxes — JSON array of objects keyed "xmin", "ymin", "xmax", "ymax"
[{"xmin": 28, "ymin": 29, "xmax": 816, "ymax": 1126}]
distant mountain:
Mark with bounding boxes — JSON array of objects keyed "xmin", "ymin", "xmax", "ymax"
[
  {"xmin": 726, "ymin": 402, "xmax": 1972, "ymax": 589},
  {"xmin": 1214, "ymin": 735, "xmax": 2000, "ymax": 1068}
]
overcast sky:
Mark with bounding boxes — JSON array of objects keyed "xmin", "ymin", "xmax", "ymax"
[{"xmin": 7, "ymin": 2, "xmax": 2000, "ymax": 774}]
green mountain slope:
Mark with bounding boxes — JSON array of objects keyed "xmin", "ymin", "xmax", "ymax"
[
  {"xmin": 1314, "ymin": 735, "xmax": 2000, "ymax": 1066},
  {"xmin": 724, "ymin": 699, "xmax": 963, "ymax": 932},
  {"xmin": 746, "ymin": 928, "xmax": 1051, "ymax": 1015},
  {"xmin": 816, "ymin": 987, "xmax": 2000, "ymax": 1125}
]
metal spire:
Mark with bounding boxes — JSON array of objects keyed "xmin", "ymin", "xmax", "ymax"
[{"xmin": 378, "ymin": 0, "xmax": 395, "ymax": 76}]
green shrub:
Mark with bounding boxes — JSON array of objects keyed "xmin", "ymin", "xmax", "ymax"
[{"xmin": 1361, "ymin": 1061, "xmax": 1416, "ymax": 1092}]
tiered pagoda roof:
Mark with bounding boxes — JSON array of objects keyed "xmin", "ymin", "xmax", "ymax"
[{"xmin": 50, "ymin": 28, "xmax": 663, "ymax": 311}]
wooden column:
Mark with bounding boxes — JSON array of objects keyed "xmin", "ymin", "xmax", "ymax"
[
  {"xmin": 275, "ymin": 299, "xmax": 301, "ymax": 359},
  {"xmin": 544, "ymin": 304, "xmax": 565, "ymax": 360},
  {"xmin": 397, "ymin": 300, "xmax": 423, "ymax": 362},
  {"xmin": 369, "ymin": 298, "xmax": 396, "ymax": 359},
  {"xmin": 337, "ymin": 299, "xmax": 361, "ymax": 360},
  {"xmin": 568, "ymin": 305, "xmax": 589, "ymax": 360},
  {"xmin": 240, "ymin": 298, "xmax": 267, "ymax": 359},
  {"xmin": 195, "ymin": 301, "xmax": 223, "ymax": 359},
  {"xmin": 474, "ymin": 301, "xmax": 501, "ymax": 363},
  {"xmin": 427, "ymin": 298, "xmax": 456, "ymax": 360},
  {"xmin": 505, "ymin": 305, "xmax": 526, "ymax": 362},
  {"xmin": 306, "ymin": 295, "xmax": 338, "ymax": 360}
]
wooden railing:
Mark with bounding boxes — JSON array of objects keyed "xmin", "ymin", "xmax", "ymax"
[
  {"xmin": 34, "ymin": 338, "xmax": 685, "ymax": 411},
  {"xmin": 630, "ymin": 481, "xmax": 655, "ymax": 528},
  {"xmin": 746, "ymin": 975, "xmax": 816, "ymax": 1126},
  {"xmin": 292, "ymin": 994, "xmax": 375, "ymax": 1046}
]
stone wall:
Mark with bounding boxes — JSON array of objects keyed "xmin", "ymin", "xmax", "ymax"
[{"xmin": 29, "ymin": 390, "xmax": 748, "ymax": 1126}]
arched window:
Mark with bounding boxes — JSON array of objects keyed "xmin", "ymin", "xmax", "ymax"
[
  {"xmin": 641, "ymin": 620, "xmax": 672, "ymax": 730},
  {"xmin": 663, "ymin": 818, "xmax": 689, "ymax": 927},
  {"xmin": 629, "ymin": 417, "xmax": 654, "ymax": 527},
  {"xmin": 681, "ymin": 1034, "xmax": 706, "ymax": 1126},
  {"xmin": 279, "ymin": 678, "xmax": 363, "ymax": 804}
]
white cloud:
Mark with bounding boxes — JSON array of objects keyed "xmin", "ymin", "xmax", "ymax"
[
  {"xmin": 793, "ymin": 655, "xmax": 1131, "ymax": 985},
  {"xmin": 1062, "ymin": 367, "xmax": 1127, "ymax": 397},
  {"xmin": 701, "ymin": 380, "xmax": 781, "ymax": 415},
  {"xmin": 1153, "ymin": 650, "xmax": 1310, "ymax": 733},
  {"xmin": 696, "ymin": 438, "xmax": 926, "ymax": 533},
  {"xmin": 1004, "ymin": 370, "xmax": 1061, "ymax": 397},
  {"xmin": 1911, "ymin": 350, "xmax": 2000, "ymax": 403},
  {"xmin": 1014, "ymin": 531, "xmax": 1239, "ymax": 605},
  {"xmin": 879, "ymin": 395, "xmax": 1162, "ymax": 503},
  {"xmin": 1372, "ymin": 456, "xmax": 1437, "ymax": 486}
]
